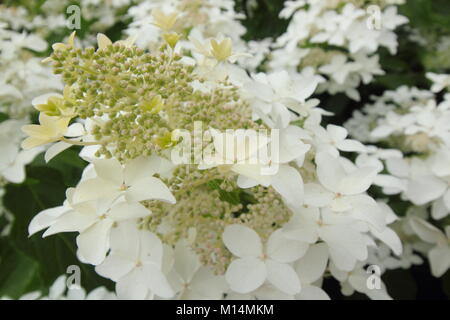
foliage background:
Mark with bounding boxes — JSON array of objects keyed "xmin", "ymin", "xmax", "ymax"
[{"xmin": 1, "ymin": 0, "xmax": 450, "ymax": 299}]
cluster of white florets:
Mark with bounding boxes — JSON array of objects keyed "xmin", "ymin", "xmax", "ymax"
[
  {"xmin": 267, "ymin": 0, "xmax": 408, "ymax": 100},
  {"xmin": 345, "ymin": 72, "xmax": 450, "ymax": 278}
]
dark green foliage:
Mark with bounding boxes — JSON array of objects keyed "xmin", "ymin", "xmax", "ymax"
[{"xmin": 0, "ymin": 149, "xmax": 113, "ymax": 298}]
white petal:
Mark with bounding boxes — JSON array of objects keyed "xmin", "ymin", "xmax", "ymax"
[
  {"xmin": 348, "ymin": 195, "xmax": 385, "ymax": 230},
  {"xmin": 236, "ymin": 174, "xmax": 260, "ymax": 189},
  {"xmin": 432, "ymin": 197, "xmax": 449, "ymax": 220},
  {"xmin": 336, "ymin": 139, "xmax": 367, "ymax": 153},
  {"xmin": 65, "ymin": 123, "xmax": 85, "ymax": 137},
  {"xmin": 45, "ymin": 141, "xmax": 72, "ymax": 162},
  {"xmin": 189, "ymin": 267, "xmax": 227, "ymax": 300},
  {"xmin": 138, "ymin": 231, "xmax": 164, "ymax": 265},
  {"xmin": 370, "ymin": 227, "xmax": 402, "ymax": 256},
  {"xmin": 296, "ymin": 285, "xmax": 330, "ymax": 300},
  {"xmin": 95, "ymin": 254, "xmax": 136, "ymax": 282},
  {"xmin": 49, "ymin": 275, "xmax": 67, "ymax": 299},
  {"xmin": 319, "ymin": 225, "xmax": 367, "ymax": 271},
  {"xmin": 271, "ymin": 165, "xmax": 304, "ymax": 208},
  {"xmin": 43, "ymin": 210, "xmax": 96, "ymax": 237},
  {"xmin": 116, "ymin": 269, "xmax": 150, "ymax": 300},
  {"xmin": 327, "ymin": 125, "xmax": 348, "ymax": 141},
  {"xmin": 244, "ymin": 81, "xmax": 274, "ymax": 102},
  {"xmin": 222, "ymin": 224, "xmax": 262, "ymax": 258},
  {"xmin": 97, "ymin": 33, "xmax": 112, "ymax": 50},
  {"xmin": 144, "ymin": 264, "xmax": 174, "ymax": 298},
  {"xmin": 233, "ymin": 164, "xmax": 272, "ymax": 187},
  {"xmin": 107, "ymin": 202, "xmax": 150, "ymax": 222},
  {"xmin": 109, "ymin": 220, "xmax": 140, "ymax": 256},
  {"xmin": 282, "ymin": 208, "xmax": 319, "ymax": 243},
  {"xmin": 174, "ymin": 241, "xmax": 201, "ymax": 283},
  {"xmin": 406, "ymin": 176, "xmax": 447, "ymax": 205},
  {"xmin": 76, "ymin": 219, "xmax": 114, "ymax": 265},
  {"xmin": 72, "ymin": 178, "xmax": 118, "ymax": 203},
  {"xmin": 409, "ymin": 217, "xmax": 447, "ymax": 244},
  {"xmin": 266, "ymin": 260, "xmax": 301, "ymax": 295},
  {"xmin": 225, "ymin": 257, "xmax": 267, "ymax": 294},
  {"xmin": 28, "ymin": 206, "xmax": 69, "ymax": 236},
  {"xmin": 295, "ymin": 243, "xmax": 329, "ymax": 284},
  {"xmin": 123, "ymin": 156, "xmax": 159, "ymax": 185},
  {"xmin": 443, "ymin": 189, "xmax": 450, "ymax": 212},
  {"xmin": 304, "ymin": 183, "xmax": 334, "ymax": 207},
  {"xmin": 315, "ymin": 152, "xmax": 346, "ymax": 192},
  {"xmin": 267, "ymin": 229, "xmax": 309, "ymax": 263},
  {"xmin": 93, "ymin": 158, "xmax": 123, "ymax": 185},
  {"xmin": 429, "ymin": 246, "xmax": 450, "ymax": 277},
  {"xmin": 338, "ymin": 166, "xmax": 377, "ymax": 195},
  {"xmin": 126, "ymin": 176, "xmax": 175, "ymax": 203}
]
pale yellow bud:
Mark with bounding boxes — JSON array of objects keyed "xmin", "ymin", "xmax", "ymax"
[
  {"xmin": 210, "ymin": 38, "xmax": 233, "ymax": 62},
  {"xmin": 152, "ymin": 9, "xmax": 178, "ymax": 31},
  {"xmin": 163, "ymin": 32, "xmax": 181, "ymax": 49},
  {"xmin": 141, "ymin": 95, "xmax": 164, "ymax": 113}
]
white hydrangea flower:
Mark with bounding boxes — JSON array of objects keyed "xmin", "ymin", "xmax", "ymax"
[
  {"xmin": 410, "ymin": 217, "xmax": 450, "ymax": 277},
  {"xmin": 223, "ymin": 224, "xmax": 307, "ymax": 295},
  {"xmin": 96, "ymin": 221, "xmax": 173, "ymax": 299}
]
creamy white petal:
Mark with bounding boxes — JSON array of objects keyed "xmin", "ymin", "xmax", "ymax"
[
  {"xmin": 315, "ymin": 152, "xmax": 346, "ymax": 192},
  {"xmin": 116, "ymin": 268, "xmax": 150, "ymax": 300},
  {"xmin": 267, "ymin": 229, "xmax": 308, "ymax": 263},
  {"xmin": 28, "ymin": 205, "xmax": 69, "ymax": 236},
  {"xmin": 406, "ymin": 176, "xmax": 447, "ymax": 206},
  {"xmin": 93, "ymin": 158, "xmax": 123, "ymax": 185},
  {"xmin": 43, "ymin": 210, "xmax": 97, "ymax": 237},
  {"xmin": 409, "ymin": 217, "xmax": 447, "ymax": 244},
  {"xmin": 225, "ymin": 257, "xmax": 267, "ymax": 294},
  {"xmin": 126, "ymin": 176, "xmax": 175, "ymax": 204},
  {"xmin": 76, "ymin": 219, "xmax": 114, "ymax": 265},
  {"xmin": 107, "ymin": 202, "xmax": 150, "ymax": 222},
  {"xmin": 338, "ymin": 167, "xmax": 378, "ymax": 195},
  {"xmin": 296, "ymin": 285, "xmax": 330, "ymax": 300},
  {"xmin": 144, "ymin": 264, "xmax": 174, "ymax": 298},
  {"xmin": 429, "ymin": 246, "xmax": 450, "ymax": 277},
  {"xmin": 123, "ymin": 156, "xmax": 159, "ymax": 185},
  {"xmin": 95, "ymin": 254, "xmax": 135, "ymax": 282},
  {"xmin": 223, "ymin": 224, "xmax": 262, "ymax": 258},
  {"xmin": 45, "ymin": 141, "xmax": 72, "ymax": 163},
  {"xmin": 72, "ymin": 178, "xmax": 118, "ymax": 203},
  {"xmin": 271, "ymin": 165, "xmax": 304, "ymax": 208},
  {"xmin": 189, "ymin": 267, "xmax": 227, "ymax": 300},
  {"xmin": 266, "ymin": 260, "xmax": 301, "ymax": 295},
  {"xmin": 295, "ymin": 243, "xmax": 329, "ymax": 284},
  {"xmin": 336, "ymin": 139, "xmax": 366, "ymax": 153},
  {"xmin": 304, "ymin": 183, "xmax": 334, "ymax": 207},
  {"xmin": 174, "ymin": 241, "xmax": 201, "ymax": 283}
]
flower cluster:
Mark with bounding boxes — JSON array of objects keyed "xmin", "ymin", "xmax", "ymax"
[
  {"xmin": 21, "ymin": 7, "xmax": 406, "ymax": 298},
  {"xmin": 267, "ymin": 0, "xmax": 408, "ymax": 100},
  {"xmin": 4, "ymin": 0, "xmax": 450, "ymax": 301},
  {"xmin": 0, "ymin": 18, "xmax": 62, "ymax": 119},
  {"xmin": 124, "ymin": 0, "xmax": 269, "ymax": 71},
  {"xmin": 345, "ymin": 73, "xmax": 450, "ymax": 277}
]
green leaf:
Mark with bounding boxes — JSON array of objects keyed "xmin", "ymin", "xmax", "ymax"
[
  {"xmin": 207, "ymin": 179, "xmax": 241, "ymax": 205},
  {"xmin": 0, "ymin": 243, "xmax": 40, "ymax": 299}
]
